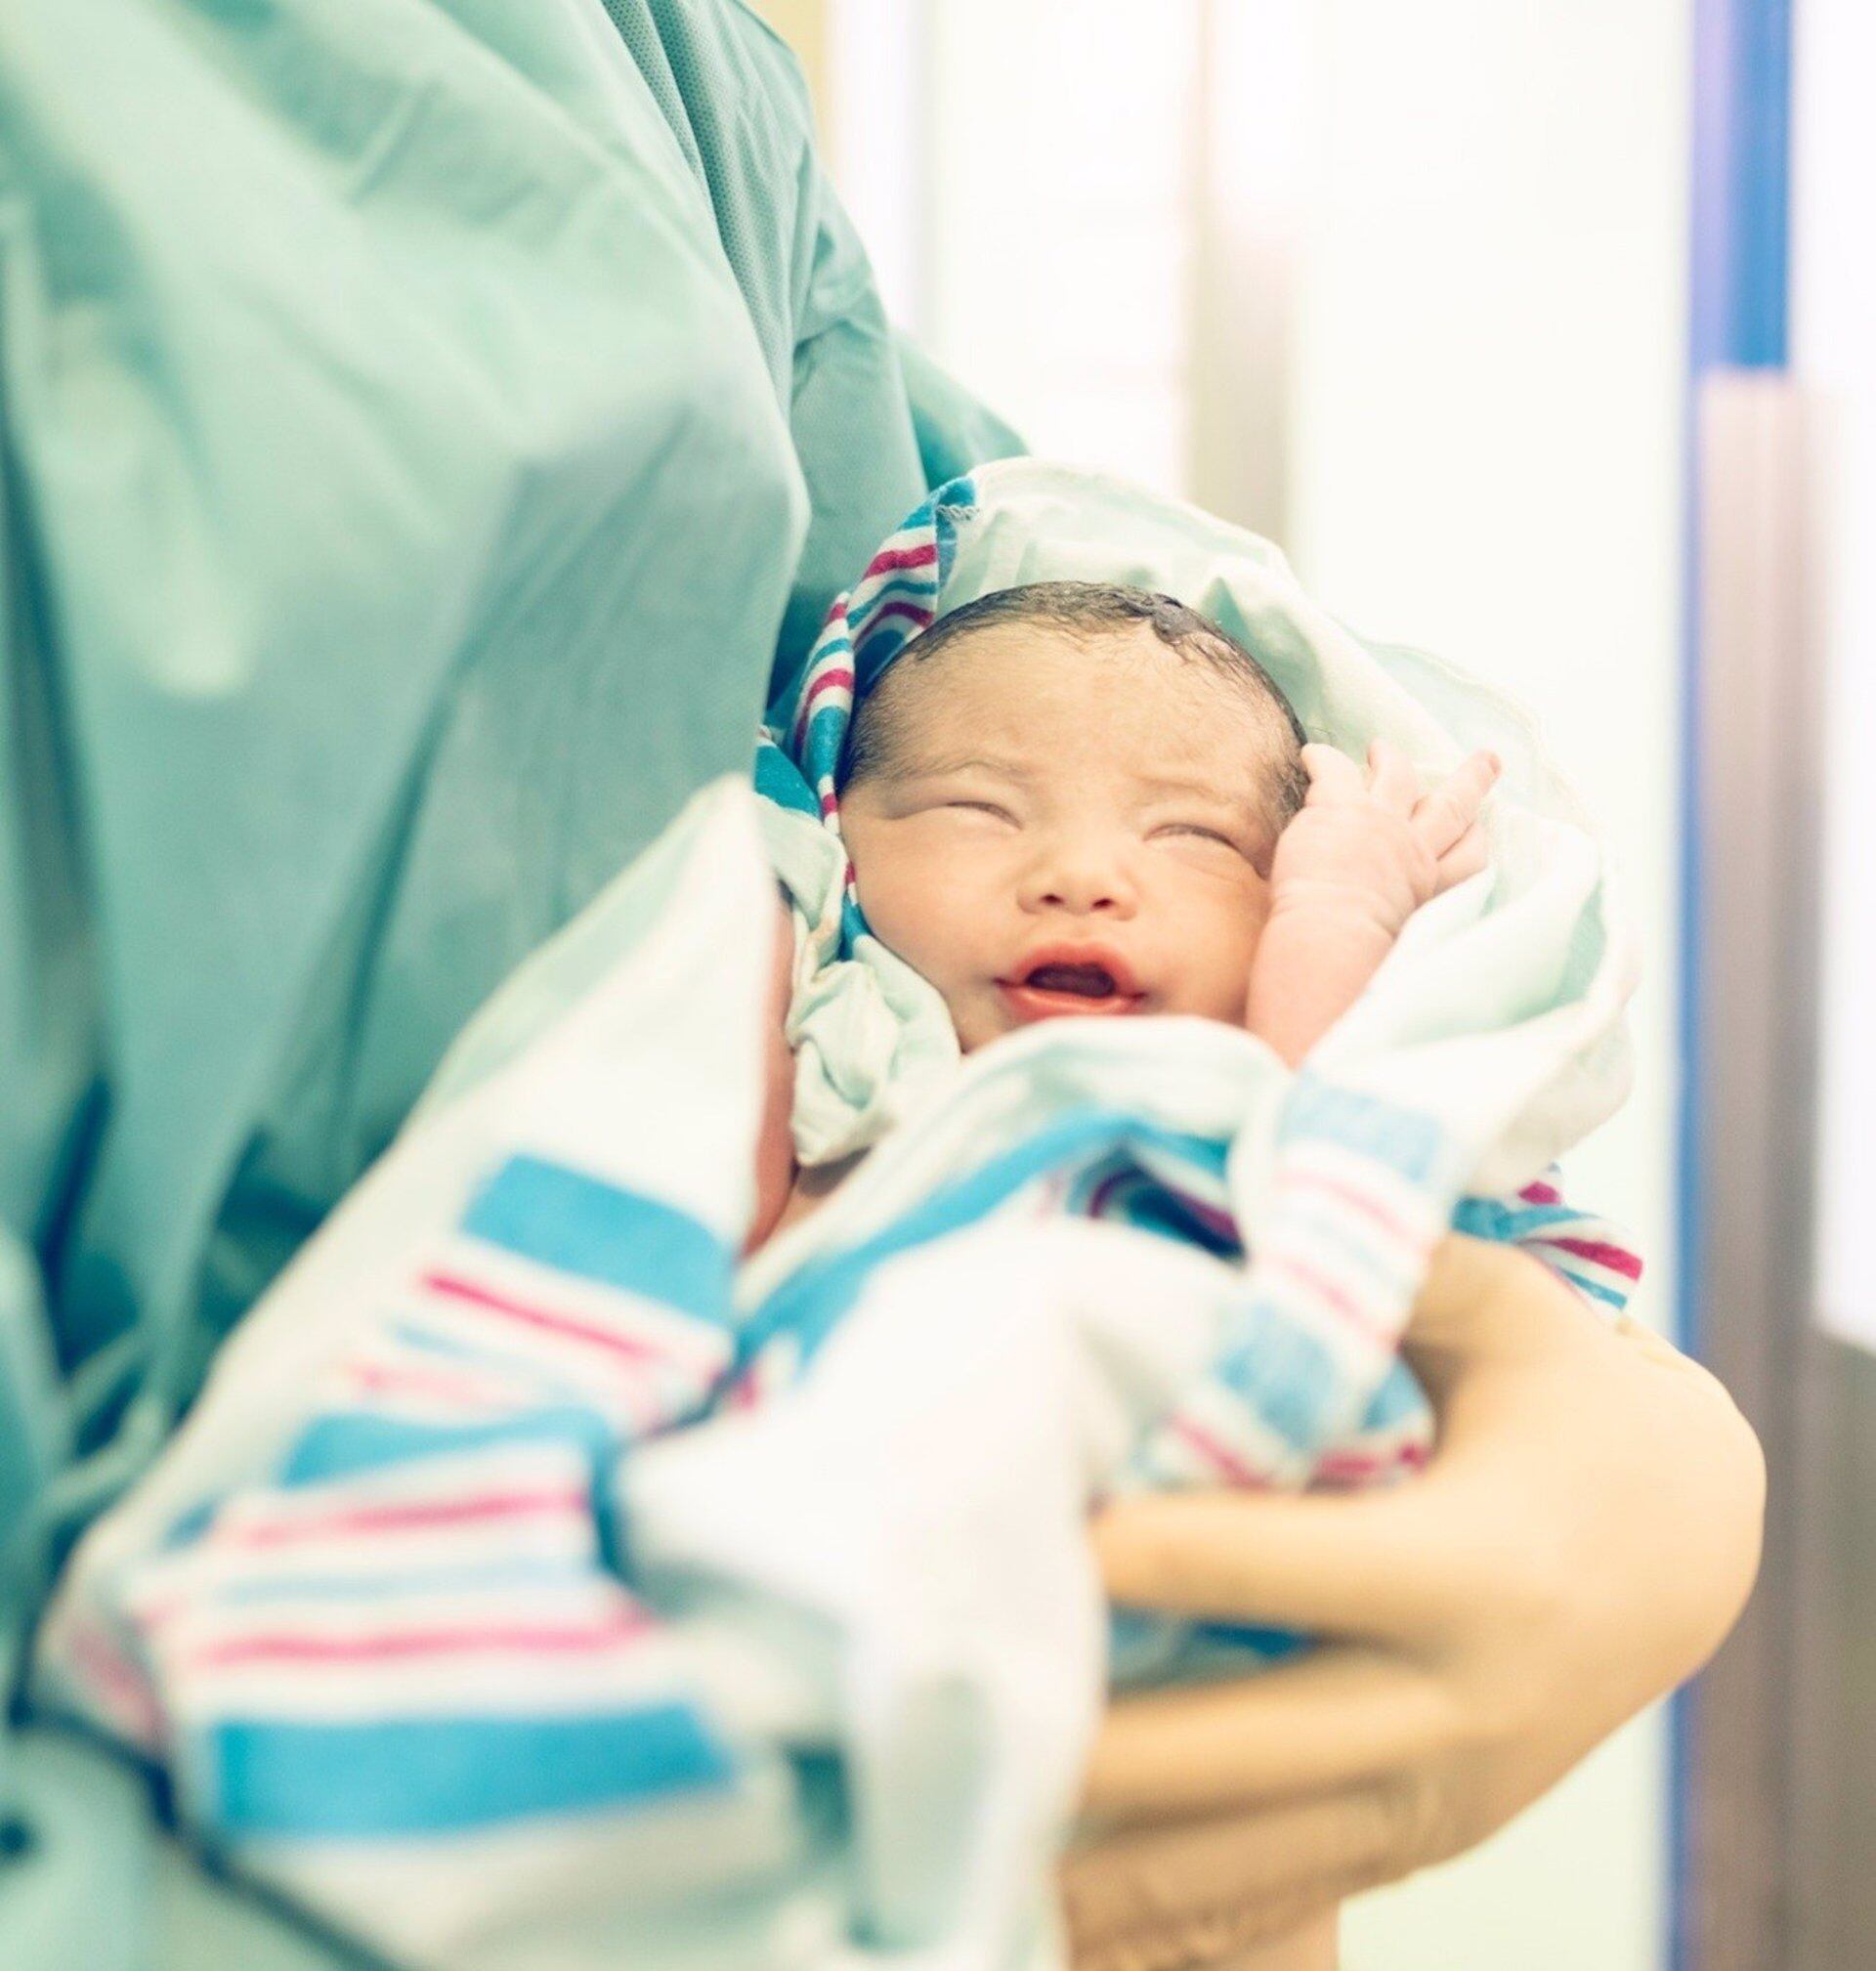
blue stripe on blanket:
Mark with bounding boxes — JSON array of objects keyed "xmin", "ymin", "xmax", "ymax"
[
  {"xmin": 1280, "ymin": 1078, "xmax": 1448, "ymax": 1184},
  {"xmin": 806, "ymin": 699, "xmax": 852, "ymax": 758},
  {"xmin": 1210, "ymin": 1315, "xmax": 1342, "ymax": 1450},
  {"xmin": 205, "ymin": 1704, "xmax": 738, "ymax": 1837},
  {"xmin": 162, "ymin": 1499, "xmax": 220, "ymax": 1550},
  {"xmin": 740, "ymin": 1108, "xmax": 1228, "ymax": 1368},
  {"xmin": 752, "ymin": 735, "xmax": 821, "ymax": 818},
  {"xmin": 1452, "ymin": 1196, "xmax": 1598, "ymax": 1241},
  {"xmin": 1555, "ymin": 1270, "xmax": 1630, "ymax": 1309},
  {"xmin": 463, "ymin": 1156, "xmax": 733, "ymax": 1324},
  {"xmin": 1356, "ymin": 1359, "xmax": 1427, "ymax": 1430},
  {"xmin": 1190, "ymin": 1620, "xmax": 1308, "ymax": 1662},
  {"xmin": 280, "ymin": 1405, "xmax": 618, "ymax": 1487}
]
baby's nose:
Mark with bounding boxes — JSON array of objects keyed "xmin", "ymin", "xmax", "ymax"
[{"xmin": 1019, "ymin": 843, "xmax": 1138, "ymax": 917}]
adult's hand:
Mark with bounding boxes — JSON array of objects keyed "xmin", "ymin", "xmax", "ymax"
[{"xmin": 1059, "ymin": 1234, "xmax": 1765, "ymax": 1960}]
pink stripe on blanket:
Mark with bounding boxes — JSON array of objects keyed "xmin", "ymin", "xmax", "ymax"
[
  {"xmin": 789, "ymin": 663, "xmax": 855, "ymax": 745},
  {"xmin": 1279, "ymin": 1168, "xmax": 1426, "ymax": 1252},
  {"xmin": 343, "ymin": 1361, "xmax": 516, "ymax": 1407},
  {"xmin": 1312, "ymin": 1440, "xmax": 1428, "ymax": 1485},
  {"xmin": 228, "ymin": 1488, "xmax": 589, "ymax": 1549},
  {"xmin": 186, "ymin": 1613, "xmax": 651, "ymax": 1670},
  {"xmin": 1170, "ymin": 1414, "xmax": 1271, "ymax": 1489},
  {"xmin": 1518, "ymin": 1178, "xmax": 1563, "ymax": 1206},
  {"xmin": 1085, "ymin": 1170, "xmax": 1130, "ymax": 1220},
  {"xmin": 861, "ymin": 542, "xmax": 938, "ymax": 578},
  {"xmin": 857, "ymin": 600, "xmax": 933, "ymax": 636},
  {"xmin": 1260, "ymin": 1248, "xmax": 1392, "ymax": 1347},
  {"xmin": 1538, "ymin": 1234, "xmax": 1644, "ymax": 1280},
  {"xmin": 421, "ymin": 1269, "xmax": 670, "ymax": 1368},
  {"xmin": 1172, "ymin": 1192, "xmax": 1238, "ymax": 1244},
  {"xmin": 60, "ymin": 1623, "xmax": 165, "ymax": 1747}
]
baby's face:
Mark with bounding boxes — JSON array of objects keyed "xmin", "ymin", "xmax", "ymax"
[{"xmin": 839, "ymin": 621, "xmax": 1285, "ymax": 1051}]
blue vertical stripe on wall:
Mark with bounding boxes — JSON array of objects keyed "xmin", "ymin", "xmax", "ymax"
[{"xmin": 1690, "ymin": 0, "xmax": 1793, "ymax": 369}]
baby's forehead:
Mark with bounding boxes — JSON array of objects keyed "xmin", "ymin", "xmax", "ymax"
[{"xmin": 877, "ymin": 620, "xmax": 1283, "ymax": 772}]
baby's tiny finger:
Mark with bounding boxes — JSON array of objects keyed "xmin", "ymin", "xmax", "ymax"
[
  {"xmin": 1366, "ymin": 738, "xmax": 1422, "ymax": 813},
  {"xmin": 1412, "ymin": 750, "xmax": 1501, "ymax": 854},
  {"xmin": 1300, "ymin": 743, "xmax": 1365, "ymax": 803},
  {"xmin": 1433, "ymin": 825, "xmax": 1489, "ymax": 892}
]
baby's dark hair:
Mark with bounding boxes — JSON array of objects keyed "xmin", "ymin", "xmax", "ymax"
[{"xmin": 842, "ymin": 579, "xmax": 1309, "ymax": 831}]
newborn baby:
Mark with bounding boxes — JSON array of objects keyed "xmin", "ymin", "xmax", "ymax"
[{"xmin": 749, "ymin": 580, "xmax": 1500, "ymax": 1250}]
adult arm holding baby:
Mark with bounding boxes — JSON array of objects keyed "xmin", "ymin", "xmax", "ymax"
[
  {"xmin": 1069, "ymin": 1234, "xmax": 1764, "ymax": 1958},
  {"xmin": 1065, "ymin": 742, "xmax": 1765, "ymax": 1964}
]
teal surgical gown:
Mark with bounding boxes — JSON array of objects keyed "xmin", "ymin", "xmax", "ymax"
[{"xmin": 0, "ymin": 0, "xmax": 1019, "ymax": 1484}]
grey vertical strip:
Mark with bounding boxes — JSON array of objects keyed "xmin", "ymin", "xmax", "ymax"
[
  {"xmin": 1789, "ymin": 1337, "xmax": 1876, "ymax": 1970},
  {"xmin": 1684, "ymin": 371, "xmax": 1819, "ymax": 1971}
]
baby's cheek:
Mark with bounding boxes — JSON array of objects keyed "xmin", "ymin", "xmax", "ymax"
[
  {"xmin": 853, "ymin": 858, "xmax": 994, "ymax": 1050},
  {"xmin": 1181, "ymin": 880, "xmax": 1271, "ymax": 1020},
  {"xmin": 852, "ymin": 850, "xmax": 964, "ymax": 975}
]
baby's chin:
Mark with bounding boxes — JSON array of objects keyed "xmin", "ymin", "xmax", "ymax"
[
  {"xmin": 949, "ymin": 1003, "xmax": 1003, "ymax": 1054},
  {"xmin": 947, "ymin": 986, "xmax": 1026, "ymax": 1053}
]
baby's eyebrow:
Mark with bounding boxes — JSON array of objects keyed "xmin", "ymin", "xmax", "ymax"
[
  {"xmin": 892, "ymin": 751, "xmax": 1038, "ymax": 783},
  {"xmin": 1134, "ymin": 771, "xmax": 1229, "ymax": 795},
  {"xmin": 1132, "ymin": 771, "xmax": 1258, "ymax": 808}
]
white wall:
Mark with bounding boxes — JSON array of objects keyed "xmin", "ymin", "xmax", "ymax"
[
  {"xmin": 1287, "ymin": 5, "xmax": 1688, "ymax": 1966},
  {"xmin": 917, "ymin": 0, "xmax": 1202, "ymax": 495}
]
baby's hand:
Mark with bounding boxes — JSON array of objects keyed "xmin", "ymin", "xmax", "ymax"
[
  {"xmin": 1245, "ymin": 742, "xmax": 1499, "ymax": 1064},
  {"xmin": 1267, "ymin": 740, "xmax": 1500, "ymax": 944}
]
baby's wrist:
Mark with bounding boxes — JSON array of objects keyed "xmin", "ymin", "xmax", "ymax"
[
  {"xmin": 1245, "ymin": 900, "xmax": 1404, "ymax": 1065},
  {"xmin": 1262, "ymin": 882, "xmax": 1411, "ymax": 956}
]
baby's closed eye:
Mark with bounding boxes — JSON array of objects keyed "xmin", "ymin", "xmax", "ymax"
[
  {"xmin": 1149, "ymin": 821, "xmax": 1257, "ymax": 858},
  {"xmin": 1153, "ymin": 822, "xmax": 1236, "ymax": 843}
]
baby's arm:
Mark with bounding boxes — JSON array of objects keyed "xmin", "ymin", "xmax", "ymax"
[{"xmin": 1245, "ymin": 742, "xmax": 1498, "ymax": 1066}]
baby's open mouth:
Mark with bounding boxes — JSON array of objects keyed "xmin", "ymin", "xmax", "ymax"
[
  {"xmin": 1024, "ymin": 962, "xmax": 1121, "ymax": 998},
  {"xmin": 999, "ymin": 950, "xmax": 1146, "ymax": 1023}
]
